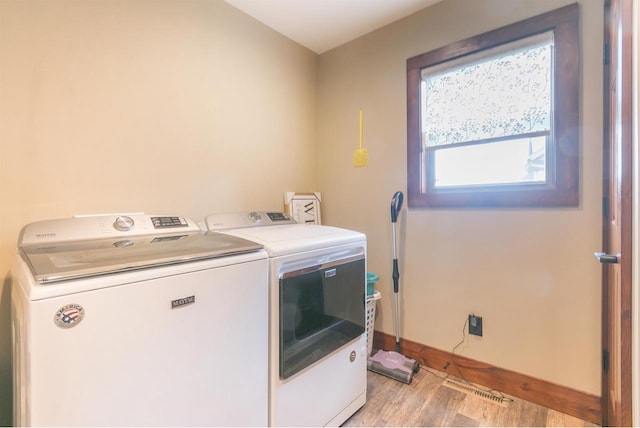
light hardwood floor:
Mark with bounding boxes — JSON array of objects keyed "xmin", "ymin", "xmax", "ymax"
[{"xmin": 342, "ymin": 368, "xmax": 599, "ymax": 427}]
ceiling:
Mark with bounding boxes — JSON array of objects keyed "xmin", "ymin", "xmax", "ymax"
[{"xmin": 224, "ymin": 0, "xmax": 443, "ymax": 54}]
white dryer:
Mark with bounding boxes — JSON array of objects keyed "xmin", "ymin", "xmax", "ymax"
[
  {"xmin": 202, "ymin": 212, "xmax": 367, "ymax": 427},
  {"xmin": 12, "ymin": 214, "xmax": 269, "ymax": 427}
]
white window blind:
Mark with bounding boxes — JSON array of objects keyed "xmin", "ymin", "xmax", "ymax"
[{"xmin": 420, "ymin": 31, "xmax": 554, "ymax": 149}]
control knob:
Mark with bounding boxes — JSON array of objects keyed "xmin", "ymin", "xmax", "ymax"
[
  {"xmin": 113, "ymin": 215, "xmax": 135, "ymax": 232},
  {"xmin": 248, "ymin": 212, "xmax": 262, "ymax": 223}
]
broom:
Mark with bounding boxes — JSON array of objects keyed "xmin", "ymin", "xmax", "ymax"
[
  {"xmin": 366, "ymin": 191, "xmax": 419, "ymax": 384},
  {"xmin": 353, "ymin": 109, "xmax": 369, "ymax": 167}
]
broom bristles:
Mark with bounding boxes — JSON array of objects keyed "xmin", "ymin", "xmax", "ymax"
[{"xmin": 354, "ymin": 148, "xmax": 369, "ymax": 167}]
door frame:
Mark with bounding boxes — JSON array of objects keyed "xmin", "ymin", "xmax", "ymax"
[{"xmin": 602, "ymin": 0, "xmax": 634, "ymax": 426}]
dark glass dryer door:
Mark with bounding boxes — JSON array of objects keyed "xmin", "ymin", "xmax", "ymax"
[{"xmin": 279, "ymin": 252, "xmax": 365, "ymax": 379}]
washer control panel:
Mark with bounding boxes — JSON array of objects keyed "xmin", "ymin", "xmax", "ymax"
[
  {"xmin": 19, "ymin": 214, "xmax": 199, "ymax": 245},
  {"xmin": 151, "ymin": 216, "xmax": 189, "ymax": 229},
  {"xmin": 113, "ymin": 216, "xmax": 188, "ymax": 231}
]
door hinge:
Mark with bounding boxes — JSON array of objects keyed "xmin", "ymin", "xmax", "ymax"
[{"xmin": 602, "ymin": 349, "xmax": 610, "ymax": 372}]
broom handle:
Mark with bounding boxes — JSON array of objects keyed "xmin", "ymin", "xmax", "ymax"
[
  {"xmin": 392, "ymin": 232, "xmax": 399, "ymax": 292},
  {"xmin": 392, "ymin": 223, "xmax": 400, "ymax": 348},
  {"xmin": 393, "ymin": 253, "xmax": 400, "ymax": 347},
  {"xmin": 390, "ymin": 191, "xmax": 403, "ymax": 292},
  {"xmin": 391, "ymin": 191, "xmax": 403, "ymax": 349}
]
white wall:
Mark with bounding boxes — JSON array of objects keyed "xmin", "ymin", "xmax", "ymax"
[
  {"xmin": 318, "ymin": 0, "xmax": 603, "ymax": 395},
  {"xmin": 0, "ymin": 1, "xmax": 318, "ymax": 425}
]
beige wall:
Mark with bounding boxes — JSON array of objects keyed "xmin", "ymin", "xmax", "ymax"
[
  {"xmin": 0, "ymin": 0, "xmax": 610, "ymax": 424},
  {"xmin": 318, "ymin": 0, "xmax": 603, "ymax": 396},
  {"xmin": 0, "ymin": 1, "xmax": 318, "ymax": 424}
]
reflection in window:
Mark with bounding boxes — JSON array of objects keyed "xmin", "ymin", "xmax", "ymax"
[{"xmin": 434, "ymin": 136, "xmax": 546, "ymax": 187}]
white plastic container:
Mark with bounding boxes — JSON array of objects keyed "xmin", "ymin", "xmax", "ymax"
[{"xmin": 365, "ymin": 290, "xmax": 381, "ymax": 356}]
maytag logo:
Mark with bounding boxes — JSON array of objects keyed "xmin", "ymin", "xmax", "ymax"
[
  {"xmin": 171, "ymin": 295, "xmax": 195, "ymax": 309},
  {"xmin": 36, "ymin": 233, "xmax": 56, "ymax": 239}
]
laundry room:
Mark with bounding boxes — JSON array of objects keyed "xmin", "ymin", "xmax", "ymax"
[{"xmin": 0, "ymin": 0, "xmax": 635, "ymax": 426}]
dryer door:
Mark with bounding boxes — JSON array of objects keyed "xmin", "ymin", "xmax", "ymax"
[{"xmin": 279, "ymin": 252, "xmax": 365, "ymax": 379}]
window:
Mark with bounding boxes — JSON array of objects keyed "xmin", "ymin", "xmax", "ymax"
[{"xmin": 407, "ymin": 4, "xmax": 579, "ymax": 207}]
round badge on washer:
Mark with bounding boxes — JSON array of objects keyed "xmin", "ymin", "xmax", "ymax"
[{"xmin": 54, "ymin": 304, "xmax": 85, "ymax": 329}]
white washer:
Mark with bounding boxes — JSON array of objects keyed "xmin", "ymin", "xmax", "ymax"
[
  {"xmin": 12, "ymin": 214, "xmax": 269, "ymax": 427},
  {"xmin": 202, "ymin": 212, "xmax": 367, "ymax": 427}
]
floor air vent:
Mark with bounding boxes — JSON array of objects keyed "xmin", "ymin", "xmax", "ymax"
[{"xmin": 442, "ymin": 378, "xmax": 511, "ymax": 407}]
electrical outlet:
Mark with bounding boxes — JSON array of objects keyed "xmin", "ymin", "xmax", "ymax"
[{"xmin": 468, "ymin": 314, "xmax": 483, "ymax": 337}]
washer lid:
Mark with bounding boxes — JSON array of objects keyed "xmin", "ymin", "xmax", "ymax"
[{"xmin": 20, "ymin": 231, "xmax": 263, "ymax": 284}]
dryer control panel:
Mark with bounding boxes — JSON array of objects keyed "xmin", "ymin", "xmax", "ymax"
[{"xmin": 204, "ymin": 212, "xmax": 296, "ymax": 231}]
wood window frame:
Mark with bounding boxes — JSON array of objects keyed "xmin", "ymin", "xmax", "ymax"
[{"xmin": 406, "ymin": 3, "xmax": 580, "ymax": 208}]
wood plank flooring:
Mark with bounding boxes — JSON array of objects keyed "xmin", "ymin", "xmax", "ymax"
[{"xmin": 342, "ymin": 368, "xmax": 599, "ymax": 427}]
